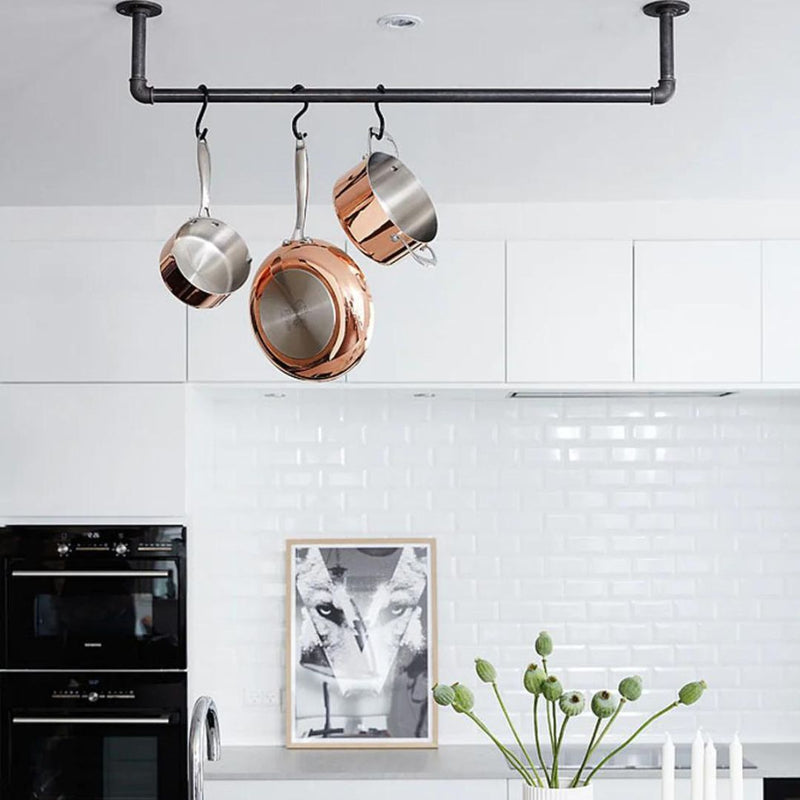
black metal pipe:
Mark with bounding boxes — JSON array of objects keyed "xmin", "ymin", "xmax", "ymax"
[{"xmin": 120, "ymin": 1, "xmax": 688, "ymax": 107}]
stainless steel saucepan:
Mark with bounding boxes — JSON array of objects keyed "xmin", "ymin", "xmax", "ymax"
[
  {"xmin": 160, "ymin": 135, "xmax": 251, "ymax": 308},
  {"xmin": 333, "ymin": 129, "xmax": 437, "ymax": 267}
]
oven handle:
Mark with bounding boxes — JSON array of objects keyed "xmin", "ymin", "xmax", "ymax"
[
  {"xmin": 11, "ymin": 570, "xmax": 171, "ymax": 578},
  {"xmin": 12, "ymin": 716, "xmax": 173, "ymax": 725}
]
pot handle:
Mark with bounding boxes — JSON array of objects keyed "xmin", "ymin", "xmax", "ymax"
[
  {"xmin": 368, "ymin": 129, "xmax": 400, "ymax": 159},
  {"xmin": 391, "ymin": 233, "xmax": 437, "ymax": 267},
  {"xmin": 289, "ymin": 137, "xmax": 310, "ymax": 242},
  {"xmin": 197, "ymin": 137, "xmax": 212, "ymax": 218}
]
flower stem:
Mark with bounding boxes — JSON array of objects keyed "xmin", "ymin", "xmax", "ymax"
[
  {"xmin": 583, "ymin": 701, "xmax": 680, "ymax": 785},
  {"xmin": 588, "ymin": 698, "xmax": 626, "ymax": 761},
  {"xmin": 491, "ymin": 683, "xmax": 544, "ymax": 787},
  {"xmin": 533, "ymin": 696, "xmax": 552, "ymax": 787},
  {"xmin": 552, "ymin": 713, "xmax": 569, "ymax": 788},
  {"xmin": 465, "ymin": 711, "xmax": 535, "ymax": 785},
  {"xmin": 571, "ymin": 717, "xmax": 601, "ymax": 787}
]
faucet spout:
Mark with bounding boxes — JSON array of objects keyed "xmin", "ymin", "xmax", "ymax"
[{"xmin": 189, "ymin": 696, "xmax": 221, "ymax": 800}]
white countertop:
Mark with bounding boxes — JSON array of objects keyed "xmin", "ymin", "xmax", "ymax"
[{"xmin": 206, "ymin": 743, "xmax": 795, "ymax": 781}]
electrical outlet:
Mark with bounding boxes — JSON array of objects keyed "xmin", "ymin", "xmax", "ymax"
[{"xmin": 243, "ymin": 688, "xmax": 282, "ymax": 708}]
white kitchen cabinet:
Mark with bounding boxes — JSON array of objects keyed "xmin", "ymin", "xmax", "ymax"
[
  {"xmin": 0, "ymin": 383, "xmax": 185, "ymax": 517},
  {"xmin": 763, "ymin": 241, "xmax": 800, "ymax": 382},
  {"xmin": 510, "ymin": 779, "xmax": 761, "ymax": 800},
  {"xmin": 206, "ymin": 780, "xmax": 507, "ymax": 800},
  {"xmin": 634, "ymin": 241, "xmax": 762, "ymax": 383},
  {"xmin": 0, "ymin": 241, "xmax": 185, "ymax": 382},
  {"xmin": 507, "ymin": 241, "xmax": 633, "ymax": 382},
  {"xmin": 348, "ymin": 240, "xmax": 506, "ymax": 383}
]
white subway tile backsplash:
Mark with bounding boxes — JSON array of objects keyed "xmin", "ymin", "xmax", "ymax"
[{"xmin": 189, "ymin": 391, "xmax": 800, "ymax": 745}]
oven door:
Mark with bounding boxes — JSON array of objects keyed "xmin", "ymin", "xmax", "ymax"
[
  {"xmin": 6, "ymin": 560, "xmax": 185, "ymax": 669},
  {"xmin": 6, "ymin": 712, "xmax": 186, "ymax": 800}
]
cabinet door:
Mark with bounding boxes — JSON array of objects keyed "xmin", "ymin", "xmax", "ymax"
[
  {"xmin": 0, "ymin": 384, "xmax": 185, "ymax": 517},
  {"xmin": 348, "ymin": 241, "xmax": 506, "ymax": 383},
  {"xmin": 0, "ymin": 241, "xmax": 185, "ymax": 382},
  {"xmin": 763, "ymin": 241, "xmax": 800, "ymax": 382},
  {"xmin": 507, "ymin": 241, "xmax": 633, "ymax": 382},
  {"xmin": 634, "ymin": 241, "xmax": 761, "ymax": 383}
]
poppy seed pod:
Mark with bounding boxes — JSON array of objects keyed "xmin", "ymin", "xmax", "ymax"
[
  {"xmin": 541, "ymin": 675, "xmax": 563, "ymax": 702},
  {"xmin": 523, "ymin": 663, "xmax": 546, "ymax": 695},
  {"xmin": 432, "ymin": 683, "xmax": 456, "ymax": 706},
  {"xmin": 678, "ymin": 680, "xmax": 707, "ymax": 706},
  {"xmin": 591, "ymin": 690, "xmax": 618, "ymax": 718},
  {"xmin": 559, "ymin": 691, "xmax": 586, "ymax": 717},
  {"xmin": 475, "ymin": 658, "xmax": 497, "ymax": 684},
  {"xmin": 535, "ymin": 631, "xmax": 553, "ymax": 658},
  {"xmin": 452, "ymin": 683, "xmax": 475, "ymax": 713},
  {"xmin": 619, "ymin": 675, "xmax": 643, "ymax": 702}
]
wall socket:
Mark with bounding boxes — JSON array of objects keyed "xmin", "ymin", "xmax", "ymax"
[{"xmin": 243, "ymin": 688, "xmax": 283, "ymax": 709}]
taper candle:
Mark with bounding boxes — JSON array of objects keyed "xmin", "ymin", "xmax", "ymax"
[
  {"xmin": 704, "ymin": 737, "xmax": 717, "ymax": 800},
  {"xmin": 662, "ymin": 733, "xmax": 675, "ymax": 800},
  {"xmin": 730, "ymin": 733, "xmax": 744, "ymax": 800},
  {"xmin": 691, "ymin": 729, "xmax": 705, "ymax": 800}
]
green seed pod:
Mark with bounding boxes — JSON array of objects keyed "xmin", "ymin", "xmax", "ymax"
[
  {"xmin": 452, "ymin": 683, "xmax": 475, "ymax": 713},
  {"xmin": 535, "ymin": 631, "xmax": 554, "ymax": 658},
  {"xmin": 475, "ymin": 658, "xmax": 497, "ymax": 684},
  {"xmin": 618, "ymin": 675, "xmax": 643, "ymax": 702},
  {"xmin": 432, "ymin": 683, "xmax": 456, "ymax": 706},
  {"xmin": 678, "ymin": 680, "xmax": 707, "ymax": 706},
  {"xmin": 523, "ymin": 663, "xmax": 546, "ymax": 696},
  {"xmin": 591, "ymin": 690, "xmax": 618, "ymax": 719},
  {"xmin": 541, "ymin": 674, "xmax": 563, "ymax": 702},
  {"xmin": 559, "ymin": 691, "xmax": 586, "ymax": 717}
]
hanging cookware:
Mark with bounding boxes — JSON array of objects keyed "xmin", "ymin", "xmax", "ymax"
[
  {"xmin": 249, "ymin": 129, "xmax": 373, "ymax": 381},
  {"xmin": 160, "ymin": 90, "xmax": 251, "ymax": 308},
  {"xmin": 333, "ymin": 122, "xmax": 437, "ymax": 267}
]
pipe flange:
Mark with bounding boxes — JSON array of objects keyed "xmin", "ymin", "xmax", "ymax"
[
  {"xmin": 115, "ymin": 1, "xmax": 163, "ymax": 18},
  {"xmin": 642, "ymin": 1, "xmax": 690, "ymax": 17}
]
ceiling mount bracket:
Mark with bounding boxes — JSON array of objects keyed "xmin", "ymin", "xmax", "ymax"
[
  {"xmin": 115, "ymin": 2, "xmax": 689, "ymax": 107},
  {"xmin": 643, "ymin": 1, "xmax": 690, "ymax": 18}
]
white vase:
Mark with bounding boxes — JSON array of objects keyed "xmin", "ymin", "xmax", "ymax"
[{"xmin": 522, "ymin": 785, "xmax": 594, "ymax": 800}]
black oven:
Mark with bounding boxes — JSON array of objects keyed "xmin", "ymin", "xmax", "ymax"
[
  {"xmin": 0, "ymin": 526, "xmax": 186, "ymax": 670},
  {"xmin": 0, "ymin": 671, "xmax": 187, "ymax": 800}
]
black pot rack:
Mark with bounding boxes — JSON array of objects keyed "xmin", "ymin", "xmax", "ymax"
[{"xmin": 115, "ymin": 1, "xmax": 690, "ymax": 107}]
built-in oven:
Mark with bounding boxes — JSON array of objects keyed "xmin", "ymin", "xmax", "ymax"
[
  {"xmin": 0, "ymin": 671, "xmax": 187, "ymax": 800},
  {"xmin": 0, "ymin": 525, "xmax": 186, "ymax": 670}
]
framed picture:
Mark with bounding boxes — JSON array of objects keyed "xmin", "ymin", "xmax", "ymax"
[{"xmin": 286, "ymin": 538, "xmax": 437, "ymax": 749}]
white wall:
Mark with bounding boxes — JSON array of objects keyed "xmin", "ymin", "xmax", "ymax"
[{"xmin": 188, "ymin": 388, "xmax": 800, "ymax": 746}]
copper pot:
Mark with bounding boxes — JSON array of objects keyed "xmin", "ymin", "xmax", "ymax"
[
  {"xmin": 250, "ymin": 137, "xmax": 373, "ymax": 381},
  {"xmin": 333, "ymin": 131, "xmax": 437, "ymax": 267}
]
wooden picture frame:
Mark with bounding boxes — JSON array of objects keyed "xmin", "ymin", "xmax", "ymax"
[{"xmin": 286, "ymin": 538, "xmax": 437, "ymax": 749}]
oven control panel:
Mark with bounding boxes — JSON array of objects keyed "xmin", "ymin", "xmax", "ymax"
[{"xmin": 51, "ymin": 688, "xmax": 136, "ymax": 702}]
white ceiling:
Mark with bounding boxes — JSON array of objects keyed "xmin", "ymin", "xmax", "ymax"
[{"xmin": 3, "ymin": 0, "xmax": 800, "ymax": 207}]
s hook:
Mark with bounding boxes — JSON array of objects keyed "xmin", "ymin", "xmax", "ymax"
[
  {"xmin": 195, "ymin": 84, "xmax": 209, "ymax": 141},
  {"xmin": 371, "ymin": 83, "xmax": 386, "ymax": 140},
  {"xmin": 291, "ymin": 84, "xmax": 309, "ymax": 140}
]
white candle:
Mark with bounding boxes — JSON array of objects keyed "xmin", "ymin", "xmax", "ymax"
[
  {"xmin": 704, "ymin": 737, "xmax": 717, "ymax": 800},
  {"xmin": 662, "ymin": 733, "xmax": 675, "ymax": 800},
  {"xmin": 691, "ymin": 729, "xmax": 705, "ymax": 800},
  {"xmin": 730, "ymin": 733, "xmax": 744, "ymax": 800}
]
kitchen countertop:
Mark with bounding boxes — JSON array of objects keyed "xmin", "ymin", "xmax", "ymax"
[{"xmin": 206, "ymin": 744, "xmax": 797, "ymax": 781}]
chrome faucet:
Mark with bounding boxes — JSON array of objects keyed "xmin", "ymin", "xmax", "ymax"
[{"xmin": 189, "ymin": 696, "xmax": 221, "ymax": 800}]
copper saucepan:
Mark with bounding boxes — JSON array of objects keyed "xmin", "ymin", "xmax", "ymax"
[
  {"xmin": 160, "ymin": 136, "xmax": 251, "ymax": 308},
  {"xmin": 333, "ymin": 130, "xmax": 437, "ymax": 267},
  {"xmin": 249, "ymin": 136, "xmax": 373, "ymax": 381}
]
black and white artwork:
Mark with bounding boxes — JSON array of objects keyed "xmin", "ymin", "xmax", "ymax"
[{"xmin": 287, "ymin": 540, "xmax": 436, "ymax": 748}]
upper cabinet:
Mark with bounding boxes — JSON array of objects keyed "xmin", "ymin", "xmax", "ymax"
[
  {"xmin": 763, "ymin": 241, "xmax": 800, "ymax": 382},
  {"xmin": 348, "ymin": 240, "xmax": 506, "ymax": 383},
  {"xmin": 507, "ymin": 241, "xmax": 633, "ymax": 383},
  {"xmin": 634, "ymin": 241, "xmax": 762, "ymax": 383},
  {"xmin": 0, "ymin": 241, "xmax": 186, "ymax": 383}
]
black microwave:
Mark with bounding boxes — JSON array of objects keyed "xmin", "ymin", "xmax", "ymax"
[{"xmin": 0, "ymin": 525, "xmax": 186, "ymax": 670}]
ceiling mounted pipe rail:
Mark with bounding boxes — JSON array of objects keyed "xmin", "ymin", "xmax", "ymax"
[{"xmin": 115, "ymin": 0, "xmax": 690, "ymax": 106}]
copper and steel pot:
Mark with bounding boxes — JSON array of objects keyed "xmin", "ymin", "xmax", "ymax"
[
  {"xmin": 333, "ymin": 131, "xmax": 437, "ymax": 267},
  {"xmin": 160, "ymin": 136, "xmax": 251, "ymax": 308},
  {"xmin": 250, "ymin": 136, "xmax": 373, "ymax": 381}
]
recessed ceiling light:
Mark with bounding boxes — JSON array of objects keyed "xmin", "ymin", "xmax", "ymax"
[
  {"xmin": 377, "ymin": 13, "xmax": 423, "ymax": 30},
  {"xmin": 413, "ymin": 392, "xmax": 436, "ymax": 398}
]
